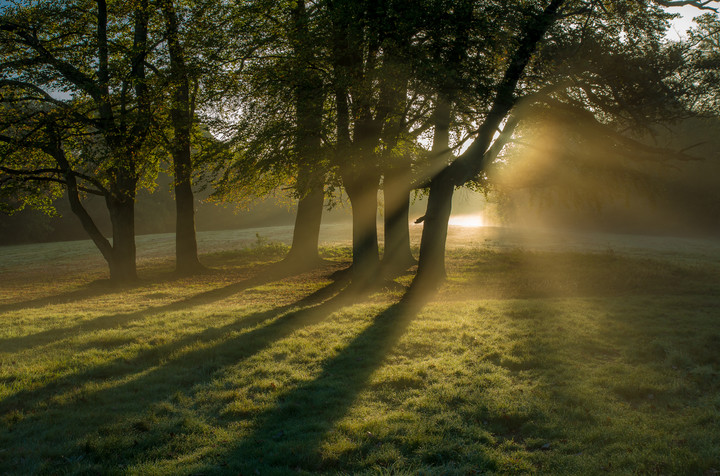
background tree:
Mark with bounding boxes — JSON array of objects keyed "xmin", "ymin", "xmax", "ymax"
[
  {"xmin": 210, "ymin": 0, "xmax": 332, "ymax": 269},
  {"xmin": 155, "ymin": 0, "xmax": 242, "ymax": 275},
  {"xmin": 406, "ymin": 0, "xmax": 711, "ymax": 296},
  {"xmin": 0, "ymin": 0, "xmax": 158, "ymax": 283},
  {"xmin": 159, "ymin": 0, "xmax": 205, "ymax": 275}
]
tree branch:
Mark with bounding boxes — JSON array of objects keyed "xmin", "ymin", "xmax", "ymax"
[
  {"xmin": 0, "ymin": 22, "xmax": 104, "ymax": 100},
  {"xmin": 653, "ymin": 0, "xmax": 719, "ymax": 12},
  {"xmin": 0, "ymin": 169, "xmax": 104, "ymax": 196}
]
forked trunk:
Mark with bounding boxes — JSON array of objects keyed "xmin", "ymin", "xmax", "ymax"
[{"xmin": 406, "ymin": 95, "xmax": 453, "ymax": 297}]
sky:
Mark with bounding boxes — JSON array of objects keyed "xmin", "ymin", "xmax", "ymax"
[{"xmin": 665, "ymin": 3, "xmax": 718, "ymax": 40}]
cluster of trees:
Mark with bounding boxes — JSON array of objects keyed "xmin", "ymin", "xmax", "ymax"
[{"xmin": 1, "ymin": 0, "xmax": 718, "ymax": 294}]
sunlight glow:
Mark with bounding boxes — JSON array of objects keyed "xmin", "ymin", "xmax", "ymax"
[{"xmin": 448, "ymin": 214, "xmax": 485, "ymax": 227}]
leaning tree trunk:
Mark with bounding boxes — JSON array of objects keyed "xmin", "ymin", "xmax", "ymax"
[
  {"xmin": 49, "ymin": 139, "xmax": 116, "ymax": 271},
  {"xmin": 409, "ymin": 170, "xmax": 454, "ymax": 295},
  {"xmin": 407, "ymin": 97, "xmax": 454, "ymax": 296},
  {"xmin": 382, "ymin": 160, "xmax": 415, "ymax": 272}
]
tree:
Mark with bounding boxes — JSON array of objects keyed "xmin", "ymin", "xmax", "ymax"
[
  {"xmin": 327, "ymin": 0, "xmax": 432, "ymax": 282},
  {"xmin": 284, "ymin": 0, "xmax": 328, "ymax": 268},
  {"xmin": 208, "ymin": 0, "xmax": 331, "ymax": 269},
  {"xmin": 0, "ymin": 0, "xmax": 156, "ymax": 283},
  {"xmin": 406, "ymin": 0, "xmax": 709, "ymax": 296},
  {"xmin": 158, "ymin": 0, "xmax": 204, "ymax": 275}
]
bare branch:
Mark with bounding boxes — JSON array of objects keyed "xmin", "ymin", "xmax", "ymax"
[
  {"xmin": 0, "ymin": 166, "xmax": 106, "ymax": 196},
  {"xmin": 0, "ymin": 79, "xmax": 66, "ymax": 105},
  {"xmin": 653, "ymin": 0, "xmax": 719, "ymax": 12},
  {"xmin": 0, "ymin": 21, "xmax": 105, "ymax": 100}
]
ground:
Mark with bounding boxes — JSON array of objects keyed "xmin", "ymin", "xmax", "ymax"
[{"xmin": 1, "ymin": 225, "xmax": 719, "ymax": 475}]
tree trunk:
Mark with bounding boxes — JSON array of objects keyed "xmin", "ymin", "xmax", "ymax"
[
  {"xmin": 174, "ymin": 163, "xmax": 202, "ymax": 275},
  {"xmin": 407, "ymin": 96, "xmax": 453, "ymax": 296},
  {"xmin": 50, "ymin": 139, "xmax": 116, "ymax": 270},
  {"xmin": 409, "ymin": 170, "xmax": 453, "ymax": 295},
  {"xmin": 284, "ymin": 0, "xmax": 325, "ymax": 269},
  {"xmin": 161, "ymin": 0, "xmax": 203, "ymax": 275},
  {"xmin": 107, "ymin": 196, "xmax": 137, "ymax": 283},
  {"xmin": 382, "ymin": 161, "xmax": 415, "ymax": 272},
  {"xmin": 286, "ymin": 164, "xmax": 325, "ymax": 267},
  {"xmin": 346, "ymin": 178, "xmax": 381, "ymax": 284}
]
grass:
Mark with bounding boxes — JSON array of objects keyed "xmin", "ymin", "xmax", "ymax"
[{"xmin": 1, "ymin": 236, "xmax": 720, "ymax": 475}]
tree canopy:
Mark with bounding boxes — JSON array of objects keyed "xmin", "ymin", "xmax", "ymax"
[{"xmin": 1, "ymin": 0, "xmax": 718, "ymax": 288}]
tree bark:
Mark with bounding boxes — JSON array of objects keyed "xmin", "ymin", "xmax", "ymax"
[
  {"xmin": 174, "ymin": 166, "xmax": 201, "ymax": 275},
  {"xmin": 47, "ymin": 136, "xmax": 115, "ymax": 266},
  {"xmin": 407, "ymin": 96, "xmax": 453, "ymax": 295},
  {"xmin": 345, "ymin": 177, "xmax": 381, "ymax": 283},
  {"xmin": 409, "ymin": 170, "xmax": 453, "ymax": 295},
  {"xmin": 286, "ymin": 164, "xmax": 325, "ymax": 266},
  {"xmin": 284, "ymin": 0, "xmax": 326, "ymax": 268},
  {"xmin": 106, "ymin": 194, "xmax": 137, "ymax": 283},
  {"xmin": 407, "ymin": 0, "xmax": 566, "ymax": 299},
  {"xmin": 382, "ymin": 160, "xmax": 415, "ymax": 272},
  {"xmin": 161, "ymin": 0, "xmax": 203, "ymax": 275}
]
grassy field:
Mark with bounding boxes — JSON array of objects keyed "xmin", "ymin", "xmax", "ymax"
[{"xmin": 1, "ymin": 229, "xmax": 720, "ymax": 475}]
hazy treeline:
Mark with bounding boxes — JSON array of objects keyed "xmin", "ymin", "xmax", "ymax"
[
  {"xmin": 1, "ymin": 0, "xmax": 718, "ymax": 290},
  {"xmin": 0, "ymin": 174, "xmax": 301, "ymax": 245},
  {"xmin": 495, "ymin": 117, "xmax": 720, "ymax": 235}
]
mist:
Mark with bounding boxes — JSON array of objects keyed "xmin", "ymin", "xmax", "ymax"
[{"xmin": 486, "ymin": 114, "xmax": 720, "ymax": 238}]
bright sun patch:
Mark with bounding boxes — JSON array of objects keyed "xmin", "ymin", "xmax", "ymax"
[{"xmin": 448, "ymin": 214, "xmax": 485, "ymax": 227}]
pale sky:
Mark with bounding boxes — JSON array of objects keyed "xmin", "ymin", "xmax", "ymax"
[{"xmin": 666, "ymin": 4, "xmax": 719, "ymax": 40}]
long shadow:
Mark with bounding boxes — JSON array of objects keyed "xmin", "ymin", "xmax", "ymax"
[
  {"xmin": 212, "ymin": 299, "xmax": 423, "ymax": 474},
  {"xmin": 0, "ymin": 269, "xmax": 351, "ymax": 408},
  {"xmin": 0, "ymin": 276, "xmax": 367, "ymax": 473},
  {"xmin": 0, "ymin": 280, "xmax": 121, "ymax": 315},
  {"xmin": 0, "ymin": 261, "xmax": 331, "ymax": 354}
]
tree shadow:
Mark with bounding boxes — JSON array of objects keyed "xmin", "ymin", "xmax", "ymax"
[
  {"xmin": 1, "ymin": 266, "xmax": 353, "ymax": 405},
  {"xmin": 0, "ymin": 272, "xmax": 371, "ymax": 473},
  {"xmin": 0, "ymin": 248, "xmax": 317, "ymax": 314},
  {"xmin": 0, "ymin": 260, "xmax": 335, "ymax": 354},
  {"xmin": 209, "ymin": 299, "xmax": 423, "ymax": 474},
  {"xmin": 0, "ymin": 279, "xmax": 119, "ymax": 314}
]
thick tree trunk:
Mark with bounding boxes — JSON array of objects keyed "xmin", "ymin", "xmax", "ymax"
[
  {"xmin": 409, "ymin": 170, "xmax": 454, "ymax": 295},
  {"xmin": 286, "ymin": 164, "xmax": 325, "ymax": 267},
  {"xmin": 107, "ymin": 196, "xmax": 137, "ymax": 283},
  {"xmin": 174, "ymin": 163, "xmax": 202, "ymax": 275},
  {"xmin": 346, "ymin": 178, "xmax": 381, "ymax": 283},
  {"xmin": 382, "ymin": 161, "xmax": 415, "ymax": 272},
  {"xmin": 407, "ymin": 96, "xmax": 453, "ymax": 296},
  {"xmin": 285, "ymin": 0, "xmax": 325, "ymax": 269}
]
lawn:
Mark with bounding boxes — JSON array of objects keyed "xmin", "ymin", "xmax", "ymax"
[{"xmin": 1, "ymin": 230, "xmax": 719, "ymax": 475}]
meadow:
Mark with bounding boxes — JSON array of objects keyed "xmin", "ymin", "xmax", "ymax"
[{"xmin": 1, "ymin": 226, "xmax": 719, "ymax": 475}]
